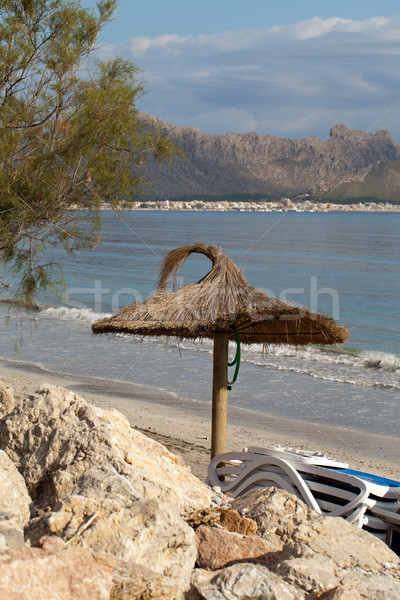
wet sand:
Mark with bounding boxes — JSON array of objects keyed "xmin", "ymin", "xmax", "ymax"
[{"xmin": 0, "ymin": 360, "xmax": 399, "ymax": 482}]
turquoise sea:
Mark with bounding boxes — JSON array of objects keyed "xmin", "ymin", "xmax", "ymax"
[{"xmin": 0, "ymin": 210, "xmax": 399, "ymax": 439}]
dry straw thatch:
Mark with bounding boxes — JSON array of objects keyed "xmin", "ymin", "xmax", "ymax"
[{"xmin": 92, "ymin": 243, "xmax": 349, "ymax": 346}]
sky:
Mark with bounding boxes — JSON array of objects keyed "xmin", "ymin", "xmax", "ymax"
[{"xmin": 83, "ymin": 1, "xmax": 400, "ymax": 142}]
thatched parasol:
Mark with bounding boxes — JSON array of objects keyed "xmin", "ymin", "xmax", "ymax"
[{"xmin": 92, "ymin": 243, "xmax": 349, "ymax": 457}]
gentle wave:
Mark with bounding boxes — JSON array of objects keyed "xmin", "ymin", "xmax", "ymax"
[
  {"xmin": 242, "ymin": 344, "xmax": 400, "ymax": 390},
  {"xmin": 38, "ymin": 304, "xmax": 400, "ymax": 390},
  {"xmin": 356, "ymin": 350, "xmax": 400, "ymax": 372},
  {"xmin": 42, "ymin": 306, "xmax": 110, "ymax": 324},
  {"xmin": 157, "ymin": 340, "xmax": 400, "ymax": 389},
  {"xmin": 249, "ymin": 344, "xmax": 400, "ymax": 372}
]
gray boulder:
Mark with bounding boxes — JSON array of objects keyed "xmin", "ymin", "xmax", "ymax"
[
  {"xmin": 0, "ymin": 380, "xmax": 14, "ymax": 416},
  {"xmin": 0, "ymin": 384, "xmax": 207, "ymax": 598},
  {"xmin": 0, "ymin": 450, "xmax": 32, "ymax": 527},
  {"xmin": 319, "ymin": 571, "xmax": 400, "ymax": 599},
  {"xmin": 233, "ymin": 487, "xmax": 399, "ymax": 571},
  {"xmin": 28, "ymin": 494, "xmax": 196, "ymax": 598},
  {"xmin": 274, "ymin": 549, "xmax": 339, "ymax": 595},
  {"xmin": 0, "ymin": 515, "xmax": 25, "ymax": 550},
  {"xmin": 190, "ymin": 563, "xmax": 305, "ymax": 600},
  {"xmin": 0, "ymin": 384, "xmax": 212, "ymax": 513},
  {"xmin": 0, "ymin": 449, "xmax": 33, "ymax": 550}
]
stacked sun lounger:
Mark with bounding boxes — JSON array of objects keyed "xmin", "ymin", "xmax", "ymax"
[{"xmin": 207, "ymin": 446, "xmax": 400, "ymax": 552}]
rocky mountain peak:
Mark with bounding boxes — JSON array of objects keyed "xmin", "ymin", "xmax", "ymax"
[{"xmin": 140, "ymin": 115, "xmax": 400, "ymax": 200}]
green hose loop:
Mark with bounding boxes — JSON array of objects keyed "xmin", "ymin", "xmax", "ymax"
[{"xmin": 228, "ymin": 327, "xmax": 241, "ymax": 386}]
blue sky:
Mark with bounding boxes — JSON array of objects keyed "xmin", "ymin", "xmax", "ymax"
[{"xmin": 83, "ymin": 1, "xmax": 400, "ymax": 141}]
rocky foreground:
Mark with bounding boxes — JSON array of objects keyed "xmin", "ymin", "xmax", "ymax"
[{"xmin": 0, "ymin": 381, "xmax": 399, "ymax": 600}]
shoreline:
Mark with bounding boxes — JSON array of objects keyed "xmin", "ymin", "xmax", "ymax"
[
  {"xmin": 1, "ymin": 359, "xmax": 399, "ymax": 482},
  {"xmin": 98, "ymin": 202, "xmax": 400, "ymax": 213}
]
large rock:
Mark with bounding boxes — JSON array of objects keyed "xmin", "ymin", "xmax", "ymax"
[
  {"xmin": 273, "ymin": 543, "xmax": 400, "ymax": 597},
  {"xmin": 0, "ymin": 449, "xmax": 32, "ymax": 550},
  {"xmin": 274, "ymin": 548, "xmax": 339, "ymax": 595},
  {"xmin": 110, "ymin": 559, "xmax": 176, "ymax": 600},
  {"xmin": 0, "ymin": 384, "xmax": 212, "ymax": 513},
  {"xmin": 0, "ymin": 515, "xmax": 26, "ymax": 551},
  {"xmin": 195, "ymin": 525, "xmax": 282, "ymax": 570},
  {"xmin": 28, "ymin": 495, "xmax": 196, "ymax": 599},
  {"xmin": 0, "ymin": 380, "xmax": 14, "ymax": 416},
  {"xmin": 0, "ymin": 535, "xmax": 113, "ymax": 600},
  {"xmin": 0, "ymin": 534, "xmax": 177, "ymax": 600},
  {"xmin": 319, "ymin": 572, "xmax": 400, "ymax": 599},
  {"xmin": 0, "ymin": 450, "xmax": 32, "ymax": 527},
  {"xmin": 0, "ymin": 385, "xmax": 206, "ymax": 598},
  {"xmin": 233, "ymin": 487, "xmax": 399, "ymax": 572},
  {"xmin": 190, "ymin": 563, "xmax": 305, "ymax": 600}
]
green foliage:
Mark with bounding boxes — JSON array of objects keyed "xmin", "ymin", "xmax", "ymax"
[{"xmin": 0, "ymin": 0, "xmax": 177, "ymax": 302}]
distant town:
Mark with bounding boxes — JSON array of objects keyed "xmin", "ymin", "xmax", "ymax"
[{"xmin": 133, "ymin": 197, "xmax": 400, "ymax": 212}]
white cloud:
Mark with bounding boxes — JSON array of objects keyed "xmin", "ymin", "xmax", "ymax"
[
  {"xmin": 126, "ymin": 34, "xmax": 191, "ymax": 55},
  {"xmin": 269, "ymin": 16, "xmax": 393, "ymax": 40},
  {"xmin": 98, "ymin": 16, "xmax": 400, "ymax": 142},
  {"xmin": 269, "ymin": 17, "xmax": 352, "ymax": 40}
]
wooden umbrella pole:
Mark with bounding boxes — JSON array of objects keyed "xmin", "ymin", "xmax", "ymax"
[{"xmin": 211, "ymin": 333, "xmax": 229, "ymax": 458}]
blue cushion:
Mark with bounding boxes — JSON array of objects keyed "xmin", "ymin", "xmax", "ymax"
[{"xmin": 335, "ymin": 469, "xmax": 400, "ymax": 488}]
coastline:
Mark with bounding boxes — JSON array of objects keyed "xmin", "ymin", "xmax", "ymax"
[
  {"xmin": 97, "ymin": 200, "xmax": 400, "ymax": 213},
  {"xmin": 1, "ymin": 359, "xmax": 398, "ymax": 482}
]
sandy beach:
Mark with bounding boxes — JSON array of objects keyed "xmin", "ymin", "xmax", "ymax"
[{"xmin": 1, "ymin": 359, "xmax": 399, "ymax": 483}]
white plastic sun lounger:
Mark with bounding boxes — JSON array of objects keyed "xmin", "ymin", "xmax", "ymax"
[
  {"xmin": 242, "ymin": 447, "xmax": 400, "ymax": 529},
  {"xmin": 330, "ymin": 470, "xmax": 400, "ymax": 543},
  {"xmin": 329, "ymin": 468, "xmax": 400, "ymax": 500},
  {"xmin": 207, "ymin": 450, "xmax": 371, "ymax": 524},
  {"xmin": 207, "ymin": 447, "xmax": 400, "ymax": 545},
  {"xmin": 244, "ymin": 446, "xmax": 349, "ymax": 468},
  {"xmin": 230, "ymin": 448, "xmax": 400, "ymax": 507},
  {"xmin": 302, "ymin": 463, "xmax": 400, "ymax": 540},
  {"xmin": 370, "ymin": 506, "xmax": 400, "ymax": 549}
]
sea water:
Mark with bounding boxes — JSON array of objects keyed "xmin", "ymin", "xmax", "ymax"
[{"xmin": 0, "ymin": 210, "xmax": 399, "ymax": 438}]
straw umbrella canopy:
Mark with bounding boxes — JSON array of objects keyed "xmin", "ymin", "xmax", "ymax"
[{"xmin": 92, "ymin": 243, "xmax": 349, "ymax": 456}]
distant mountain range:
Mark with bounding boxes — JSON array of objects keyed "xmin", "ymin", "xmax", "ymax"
[{"xmin": 141, "ymin": 115, "xmax": 400, "ymax": 203}]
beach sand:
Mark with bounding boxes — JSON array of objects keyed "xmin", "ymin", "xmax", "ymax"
[{"xmin": 0, "ymin": 360, "xmax": 399, "ymax": 482}]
